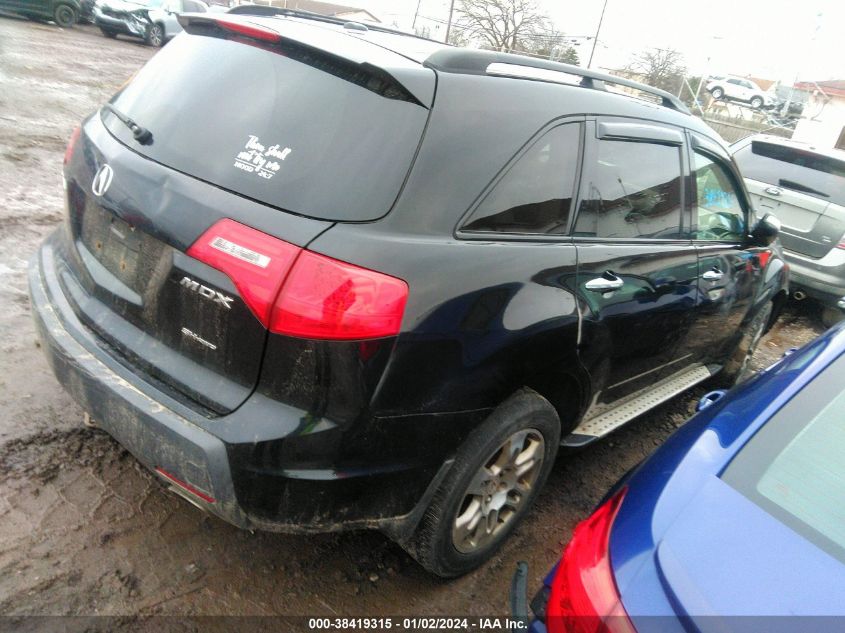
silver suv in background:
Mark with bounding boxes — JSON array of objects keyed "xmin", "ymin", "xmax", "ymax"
[
  {"xmin": 707, "ymin": 76, "xmax": 774, "ymax": 109},
  {"xmin": 93, "ymin": 0, "xmax": 208, "ymax": 46},
  {"xmin": 732, "ymin": 135, "xmax": 845, "ymax": 326}
]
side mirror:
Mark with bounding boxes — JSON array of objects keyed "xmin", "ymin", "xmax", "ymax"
[{"xmin": 750, "ymin": 212, "xmax": 780, "ymax": 246}]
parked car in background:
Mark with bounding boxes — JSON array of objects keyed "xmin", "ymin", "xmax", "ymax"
[
  {"xmin": 516, "ymin": 321, "xmax": 845, "ymax": 631},
  {"xmin": 732, "ymin": 135, "xmax": 845, "ymax": 326},
  {"xmin": 93, "ymin": 0, "xmax": 207, "ymax": 45},
  {"xmin": 0, "ymin": 0, "xmax": 80, "ymax": 26},
  {"xmin": 707, "ymin": 76, "xmax": 775, "ymax": 109},
  {"xmin": 30, "ymin": 8, "xmax": 786, "ymax": 578},
  {"xmin": 77, "ymin": 0, "xmax": 95, "ymax": 22}
]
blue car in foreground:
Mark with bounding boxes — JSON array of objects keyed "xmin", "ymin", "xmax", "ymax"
[{"xmin": 516, "ymin": 321, "xmax": 845, "ymax": 633}]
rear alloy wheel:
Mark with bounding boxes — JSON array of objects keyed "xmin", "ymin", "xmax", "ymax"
[
  {"xmin": 451, "ymin": 429, "xmax": 545, "ymax": 553},
  {"xmin": 53, "ymin": 4, "xmax": 77, "ymax": 27},
  {"xmin": 720, "ymin": 301, "xmax": 773, "ymax": 386},
  {"xmin": 711, "ymin": 87, "xmax": 724, "ymax": 100},
  {"xmin": 145, "ymin": 23, "xmax": 164, "ymax": 47},
  {"xmin": 750, "ymin": 96, "xmax": 764, "ymax": 109},
  {"xmin": 407, "ymin": 389, "xmax": 560, "ymax": 577}
]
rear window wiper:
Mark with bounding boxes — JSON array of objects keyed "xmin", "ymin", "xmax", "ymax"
[
  {"xmin": 102, "ymin": 103, "xmax": 153, "ymax": 145},
  {"xmin": 778, "ymin": 178, "xmax": 829, "ymax": 198}
]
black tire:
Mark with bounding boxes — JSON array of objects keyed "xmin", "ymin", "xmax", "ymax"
[
  {"xmin": 53, "ymin": 4, "xmax": 77, "ymax": 27},
  {"xmin": 100, "ymin": 27, "xmax": 118, "ymax": 38},
  {"xmin": 718, "ymin": 301, "xmax": 773, "ymax": 387},
  {"xmin": 711, "ymin": 87, "xmax": 724, "ymax": 100},
  {"xmin": 405, "ymin": 389, "xmax": 560, "ymax": 577},
  {"xmin": 145, "ymin": 23, "xmax": 164, "ymax": 47},
  {"xmin": 750, "ymin": 96, "xmax": 764, "ymax": 109},
  {"xmin": 821, "ymin": 307, "xmax": 844, "ymax": 329}
]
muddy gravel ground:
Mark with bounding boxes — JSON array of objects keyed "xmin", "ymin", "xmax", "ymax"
[{"xmin": 0, "ymin": 15, "xmax": 830, "ymax": 623}]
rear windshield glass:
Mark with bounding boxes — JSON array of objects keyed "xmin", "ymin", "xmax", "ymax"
[
  {"xmin": 103, "ymin": 33, "xmax": 429, "ymax": 222},
  {"xmin": 733, "ymin": 141, "xmax": 845, "ymax": 207},
  {"xmin": 723, "ymin": 352, "xmax": 845, "ymax": 564}
]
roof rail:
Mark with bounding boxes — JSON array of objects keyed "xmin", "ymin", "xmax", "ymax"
[
  {"xmin": 226, "ymin": 4, "xmax": 443, "ymax": 45},
  {"xmin": 423, "ymin": 49, "xmax": 690, "ymax": 114}
]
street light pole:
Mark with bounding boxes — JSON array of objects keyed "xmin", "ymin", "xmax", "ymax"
[
  {"xmin": 588, "ymin": 0, "xmax": 608, "ymax": 69},
  {"xmin": 444, "ymin": 0, "xmax": 456, "ymax": 44},
  {"xmin": 412, "ymin": 0, "xmax": 422, "ymax": 31}
]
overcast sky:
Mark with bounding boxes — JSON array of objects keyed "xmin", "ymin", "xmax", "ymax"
[{"xmin": 353, "ymin": 0, "xmax": 844, "ymax": 83}]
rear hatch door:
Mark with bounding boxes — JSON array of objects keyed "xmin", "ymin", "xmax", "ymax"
[
  {"xmin": 733, "ymin": 139, "xmax": 845, "ymax": 258},
  {"xmin": 60, "ymin": 16, "xmax": 433, "ymax": 415}
]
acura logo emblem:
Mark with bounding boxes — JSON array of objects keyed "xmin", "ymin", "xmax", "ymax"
[{"xmin": 91, "ymin": 164, "xmax": 114, "ymax": 197}]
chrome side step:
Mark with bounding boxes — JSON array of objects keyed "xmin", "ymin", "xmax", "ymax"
[{"xmin": 562, "ymin": 364, "xmax": 716, "ymax": 448}]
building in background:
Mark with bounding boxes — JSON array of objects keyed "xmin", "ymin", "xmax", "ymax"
[{"xmin": 792, "ymin": 80, "xmax": 845, "ymax": 150}]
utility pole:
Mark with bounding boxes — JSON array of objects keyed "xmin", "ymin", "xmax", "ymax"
[
  {"xmin": 588, "ymin": 0, "xmax": 608, "ymax": 69},
  {"xmin": 444, "ymin": 0, "xmax": 456, "ymax": 44},
  {"xmin": 782, "ymin": 11, "xmax": 822, "ymax": 117},
  {"xmin": 412, "ymin": 0, "xmax": 422, "ymax": 31}
]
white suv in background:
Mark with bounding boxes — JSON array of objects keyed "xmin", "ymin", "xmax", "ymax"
[{"xmin": 707, "ymin": 76, "xmax": 774, "ymax": 109}]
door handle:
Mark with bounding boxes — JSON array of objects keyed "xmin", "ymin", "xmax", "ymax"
[
  {"xmin": 585, "ymin": 272, "xmax": 624, "ymax": 292},
  {"xmin": 702, "ymin": 268, "xmax": 724, "ymax": 281},
  {"xmin": 764, "ymin": 186, "xmax": 781, "ymax": 196}
]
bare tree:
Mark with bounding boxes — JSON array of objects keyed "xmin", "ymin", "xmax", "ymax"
[
  {"xmin": 452, "ymin": 0, "xmax": 551, "ymax": 53},
  {"xmin": 625, "ymin": 48, "xmax": 687, "ymax": 94}
]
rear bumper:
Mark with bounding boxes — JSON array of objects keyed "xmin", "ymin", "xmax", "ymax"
[
  {"xmin": 783, "ymin": 247, "xmax": 845, "ymax": 306},
  {"xmin": 28, "ymin": 235, "xmax": 452, "ymax": 538},
  {"xmin": 30, "ymin": 239, "xmax": 252, "ymax": 528}
]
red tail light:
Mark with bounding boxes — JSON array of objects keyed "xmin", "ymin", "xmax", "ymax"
[
  {"xmin": 212, "ymin": 17, "xmax": 282, "ymax": 42},
  {"xmin": 187, "ymin": 219, "xmax": 408, "ymax": 340},
  {"xmin": 187, "ymin": 219, "xmax": 300, "ymax": 327},
  {"xmin": 271, "ymin": 250, "xmax": 408, "ymax": 340},
  {"xmin": 64, "ymin": 125, "xmax": 81, "ymax": 165},
  {"xmin": 836, "ymin": 239, "xmax": 845, "ymax": 251},
  {"xmin": 547, "ymin": 488, "xmax": 634, "ymax": 633}
]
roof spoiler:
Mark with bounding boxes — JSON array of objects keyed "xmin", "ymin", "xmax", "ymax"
[
  {"xmin": 177, "ymin": 14, "xmax": 429, "ymax": 107},
  {"xmin": 226, "ymin": 4, "xmax": 442, "ymax": 44}
]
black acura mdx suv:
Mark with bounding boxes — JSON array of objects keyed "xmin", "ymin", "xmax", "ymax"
[{"xmin": 29, "ymin": 8, "xmax": 787, "ymax": 577}]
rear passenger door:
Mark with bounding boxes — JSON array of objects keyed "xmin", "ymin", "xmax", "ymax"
[
  {"xmin": 573, "ymin": 119, "xmax": 699, "ymax": 406},
  {"xmin": 685, "ymin": 134, "xmax": 760, "ymax": 367}
]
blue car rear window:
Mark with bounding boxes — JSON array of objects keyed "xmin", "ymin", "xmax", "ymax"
[{"xmin": 723, "ymin": 352, "xmax": 845, "ymax": 564}]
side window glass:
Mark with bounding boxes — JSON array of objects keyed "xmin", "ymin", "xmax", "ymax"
[
  {"xmin": 573, "ymin": 139, "xmax": 683, "ymax": 239},
  {"xmin": 693, "ymin": 151, "xmax": 746, "ymax": 241},
  {"xmin": 462, "ymin": 123, "xmax": 581, "ymax": 235}
]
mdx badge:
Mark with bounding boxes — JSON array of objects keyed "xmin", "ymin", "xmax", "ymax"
[
  {"xmin": 91, "ymin": 164, "xmax": 114, "ymax": 197},
  {"xmin": 180, "ymin": 276, "xmax": 233, "ymax": 309}
]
